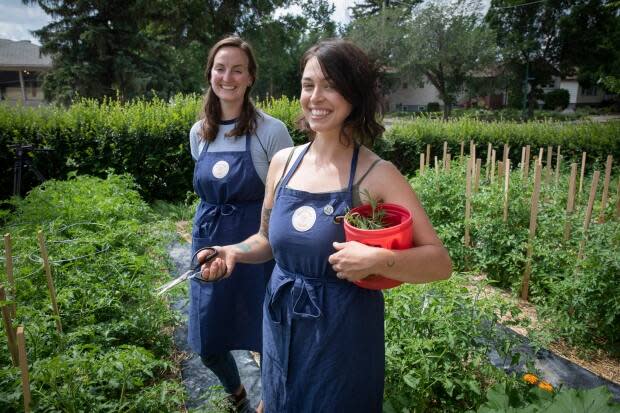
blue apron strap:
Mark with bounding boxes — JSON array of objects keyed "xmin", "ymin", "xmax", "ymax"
[
  {"xmin": 245, "ymin": 131, "xmax": 252, "ymax": 151},
  {"xmin": 347, "ymin": 144, "xmax": 360, "ymax": 192},
  {"xmin": 280, "ymin": 143, "xmax": 312, "ymax": 188}
]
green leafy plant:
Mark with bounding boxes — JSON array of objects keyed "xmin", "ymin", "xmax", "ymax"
[{"xmin": 345, "ymin": 190, "xmax": 389, "ymax": 230}]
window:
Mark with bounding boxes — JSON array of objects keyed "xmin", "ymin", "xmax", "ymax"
[
  {"xmin": 581, "ymin": 86, "xmax": 598, "ymax": 96},
  {"xmin": 402, "ymin": 82, "xmax": 408, "ymax": 89}
]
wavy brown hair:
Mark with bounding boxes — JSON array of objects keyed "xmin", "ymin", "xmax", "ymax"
[
  {"xmin": 199, "ymin": 36, "xmax": 259, "ymax": 142},
  {"xmin": 297, "ymin": 39, "xmax": 385, "ymax": 147}
]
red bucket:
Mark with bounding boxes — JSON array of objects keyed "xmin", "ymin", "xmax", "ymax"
[{"xmin": 343, "ymin": 203, "xmax": 413, "ymax": 290}]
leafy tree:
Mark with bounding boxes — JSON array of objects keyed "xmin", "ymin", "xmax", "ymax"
[
  {"xmin": 24, "ymin": 0, "xmax": 292, "ymax": 103},
  {"xmin": 350, "ymin": 0, "xmax": 497, "ymax": 118},
  {"xmin": 486, "ymin": 0, "xmax": 569, "ymax": 116},
  {"xmin": 557, "ymin": 0, "xmax": 620, "ymax": 94},
  {"xmin": 349, "ymin": 0, "xmax": 421, "ymax": 19},
  {"xmin": 243, "ymin": 0, "xmax": 336, "ymax": 99}
]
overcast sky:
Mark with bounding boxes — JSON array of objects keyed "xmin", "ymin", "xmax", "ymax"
[{"xmin": 0, "ymin": 0, "xmax": 353, "ymax": 45}]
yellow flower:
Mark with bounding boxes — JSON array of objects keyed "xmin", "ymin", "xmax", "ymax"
[
  {"xmin": 538, "ymin": 381, "xmax": 554, "ymax": 393},
  {"xmin": 523, "ymin": 373, "xmax": 539, "ymax": 385}
]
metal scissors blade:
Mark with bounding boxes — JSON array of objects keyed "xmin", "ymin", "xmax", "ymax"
[{"xmin": 156, "ymin": 247, "xmax": 218, "ymax": 296}]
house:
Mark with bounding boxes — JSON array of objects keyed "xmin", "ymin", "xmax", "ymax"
[
  {"xmin": 0, "ymin": 39, "xmax": 52, "ymax": 106},
  {"xmin": 387, "ymin": 71, "xmax": 613, "ymax": 112},
  {"xmin": 542, "ymin": 76, "xmax": 614, "ymax": 110},
  {"xmin": 385, "ymin": 75, "xmax": 507, "ymax": 112}
]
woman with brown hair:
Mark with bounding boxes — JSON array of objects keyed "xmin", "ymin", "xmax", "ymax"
[
  {"xmin": 188, "ymin": 36, "xmax": 292, "ymax": 411},
  {"xmin": 198, "ymin": 39, "xmax": 451, "ymax": 412}
]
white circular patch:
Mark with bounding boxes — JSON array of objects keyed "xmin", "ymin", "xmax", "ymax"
[
  {"xmin": 323, "ymin": 204, "xmax": 334, "ymax": 215},
  {"xmin": 292, "ymin": 206, "xmax": 316, "ymax": 232},
  {"xmin": 212, "ymin": 160, "xmax": 230, "ymax": 179}
]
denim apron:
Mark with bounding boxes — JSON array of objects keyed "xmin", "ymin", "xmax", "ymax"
[
  {"xmin": 189, "ymin": 132, "xmax": 273, "ymax": 355},
  {"xmin": 263, "ymin": 143, "xmax": 385, "ymax": 412}
]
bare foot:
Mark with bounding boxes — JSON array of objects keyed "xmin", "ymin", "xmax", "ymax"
[{"xmin": 255, "ymin": 400, "xmax": 264, "ymax": 413}]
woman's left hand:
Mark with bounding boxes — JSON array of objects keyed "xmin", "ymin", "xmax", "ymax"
[{"xmin": 328, "ymin": 241, "xmax": 382, "ymax": 282}]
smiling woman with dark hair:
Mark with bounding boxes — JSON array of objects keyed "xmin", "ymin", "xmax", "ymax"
[{"xmin": 198, "ymin": 38, "xmax": 452, "ymax": 412}]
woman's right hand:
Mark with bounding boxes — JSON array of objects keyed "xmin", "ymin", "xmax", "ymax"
[{"xmin": 198, "ymin": 246, "xmax": 236, "ymax": 281}]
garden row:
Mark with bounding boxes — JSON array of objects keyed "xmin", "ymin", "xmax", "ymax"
[
  {"xmin": 0, "ymin": 174, "xmax": 186, "ymax": 411},
  {"xmin": 409, "ymin": 144, "xmax": 619, "ymax": 355},
  {"xmin": 2, "ymin": 96, "xmax": 619, "ymax": 202}
]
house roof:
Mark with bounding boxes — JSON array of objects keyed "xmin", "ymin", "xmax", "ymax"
[{"xmin": 0, "ymin": 39, "xmax": 52, "ymax": 70}]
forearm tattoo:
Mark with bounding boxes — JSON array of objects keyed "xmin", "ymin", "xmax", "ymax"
[
  {"xmin": 234, "ymin": 242, "xmax": 253, "ymax": 252},
  {"xmin": 259, "ymin": 207, "xmax": 272, "ymax": 240}
]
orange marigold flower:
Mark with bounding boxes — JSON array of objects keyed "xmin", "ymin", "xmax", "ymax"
[
  {"xmin": 523, "ymin": 373, "xmax": 539, "ymax": 385},
  {"xmin": 538, "ymin": 381, "xmax": 554, "ymax": 393}
]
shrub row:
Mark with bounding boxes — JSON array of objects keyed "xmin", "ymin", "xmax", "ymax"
[
  {"xmin": 3, "ymin": 97, "xmax": 618, "ymax": 201},
  {"xmin": 378, "ymin": 118, "xmax": 620, "ymax": 176},
  {"xmin": 0, "ymin": 96, "xmax": 302, "ymax": 202}
]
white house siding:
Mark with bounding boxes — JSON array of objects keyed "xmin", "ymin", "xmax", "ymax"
[
  {"xmin": 559, "ymin": 80, "xmax": 580, "ymax": 107},
  {"xmin": 386, "ymin": 79, "xmax": 443, "ymax": 111}
]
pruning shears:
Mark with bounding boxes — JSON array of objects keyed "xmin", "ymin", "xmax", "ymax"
[{"xmin": 156, "ymin": 247, "xmax": 219, "ymax": 296}]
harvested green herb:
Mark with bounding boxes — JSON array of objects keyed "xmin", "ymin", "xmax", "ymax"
[{"xmin": 345, "ymin": 190, "xmax": 388, "ymax": 230}]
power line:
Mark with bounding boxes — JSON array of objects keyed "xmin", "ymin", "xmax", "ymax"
[{"xmin": 491, "ymin": 0, "xmax": 547, "ymax": 9}]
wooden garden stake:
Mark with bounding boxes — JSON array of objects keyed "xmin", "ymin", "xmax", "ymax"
[
  {"xmin": 503, "ymin": 143, "xmax": 509, "ymax": 166},
  {"xmin": 419, "ymin": 153, "xmax": 425, "ymax": 174},
  {"xmin": 498, "ymin": 160, "xmax": 504, "ymax": 182},
  {"xmin": 578, "ymin": 170, "xmax": 600, "ymax": 260},
  {"xmin": 434, "ymin": 156, "xmax": 439, "ymax": 175},
  {"xmin": 37, "ymin": 231, "xmax": 62, "ymax": 334},
  {"xmin": 16, "ymin": 326, "xmax": 31, "ymax": 412},
  {"xmin": 579, "ymin": 152, "xmax": 587, "ymax": 195},
  {"xmin": 485, "ymin": 142, "xmax": 492, "ymax": 178},
  {"xmin": 615, "ymin": 176, "xmax": 620, "ymax": 219},
  {"xmin": 443, "ymin": 141, "xmax": 448, "ymax": 169},
  {"xmin": 538, "ymin": 147, "xmax": 544, "ymax": 165},
  {"xmin": 490, "ymin": 150, "xmax": 496, "ymax": 184},
  {"xmin": 1, "ymin": 284, "xmax": 18, "ymax": 366},
  {"xmin": 555, "ymin": 146, "xmax": 561, "ymax": 181},
  {"xmin": 464, "ymin": 157, "xmax": 472, "ymax": 247},
  {"xmin": 474, "ymin": 158, "xmax": 482, "ymax": 192},
  {"xmin": 460, "ymin": 141, "xmax": 464, "ymax": 158},
  {"xmin": 546, "ymin": 145, "xmax": 553, "ymax": 184},
  {"xmin": 446, "ymin": 154, "xmax": 451, "ymax": 172},
  {"xmin": 426, "ymin": 144, "xmax": 431, "ymax": 168},
  {"xmin": 520, "ymin": 161, "xmax": 542, "ymax": 301},
  {"xmin": 523, "ymin": 145, "xmax": 531, "ymax": 179},
  {"xmin": 503, "ymin": 159, "xmax": 510, "ymax": 222},
  {"xmin": 520, "ymin": 147, "xmax": 525, "ymax": 173},
  {"xmin": 598, "ymin": 155, "xmax": 613, "ymax": 223},
  {"xmin": 4, "ymin": 233, "xmax": 16, "ymax": 319},
  {"xmin": 563, "ymin": 163, "xmax": 578, "ymax": 241}
]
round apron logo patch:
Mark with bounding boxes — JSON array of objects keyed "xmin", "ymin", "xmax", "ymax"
[
  {"xmin": 292, "ymin": 206, "xmax": 316, "ymax": 232},
  {"xmin": 212, "ymin": 160, "xmax": 230, "ymax": 179}
]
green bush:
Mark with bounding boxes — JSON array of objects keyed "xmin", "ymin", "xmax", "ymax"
[
  {"xmin": 427, "ymin": 102, "xmax": 441, "ymax": 112},
  {"xmin": 0, "ymin": 95, "xmax": 304, "ymax": 202},
  {"xmin": 543, "ymin": 89, "xmax": 570, "ymax": 110}
]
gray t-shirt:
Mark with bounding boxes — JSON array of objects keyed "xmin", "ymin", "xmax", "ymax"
[{"xmin": 189, "ymin": 111, "xmax": 293, "ymax": 183}]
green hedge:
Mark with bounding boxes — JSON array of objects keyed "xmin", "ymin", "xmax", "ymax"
[
  {"xmin": 3, "ymin": 97, "xmax": 618, "ymax": 201},
  {"xmin": 377, "ymin": 118, "xmax": 620, "ymax": 175},
  {"xmin": 0, "ymin": 96, "xmax": 303, "ymax": 201}
]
